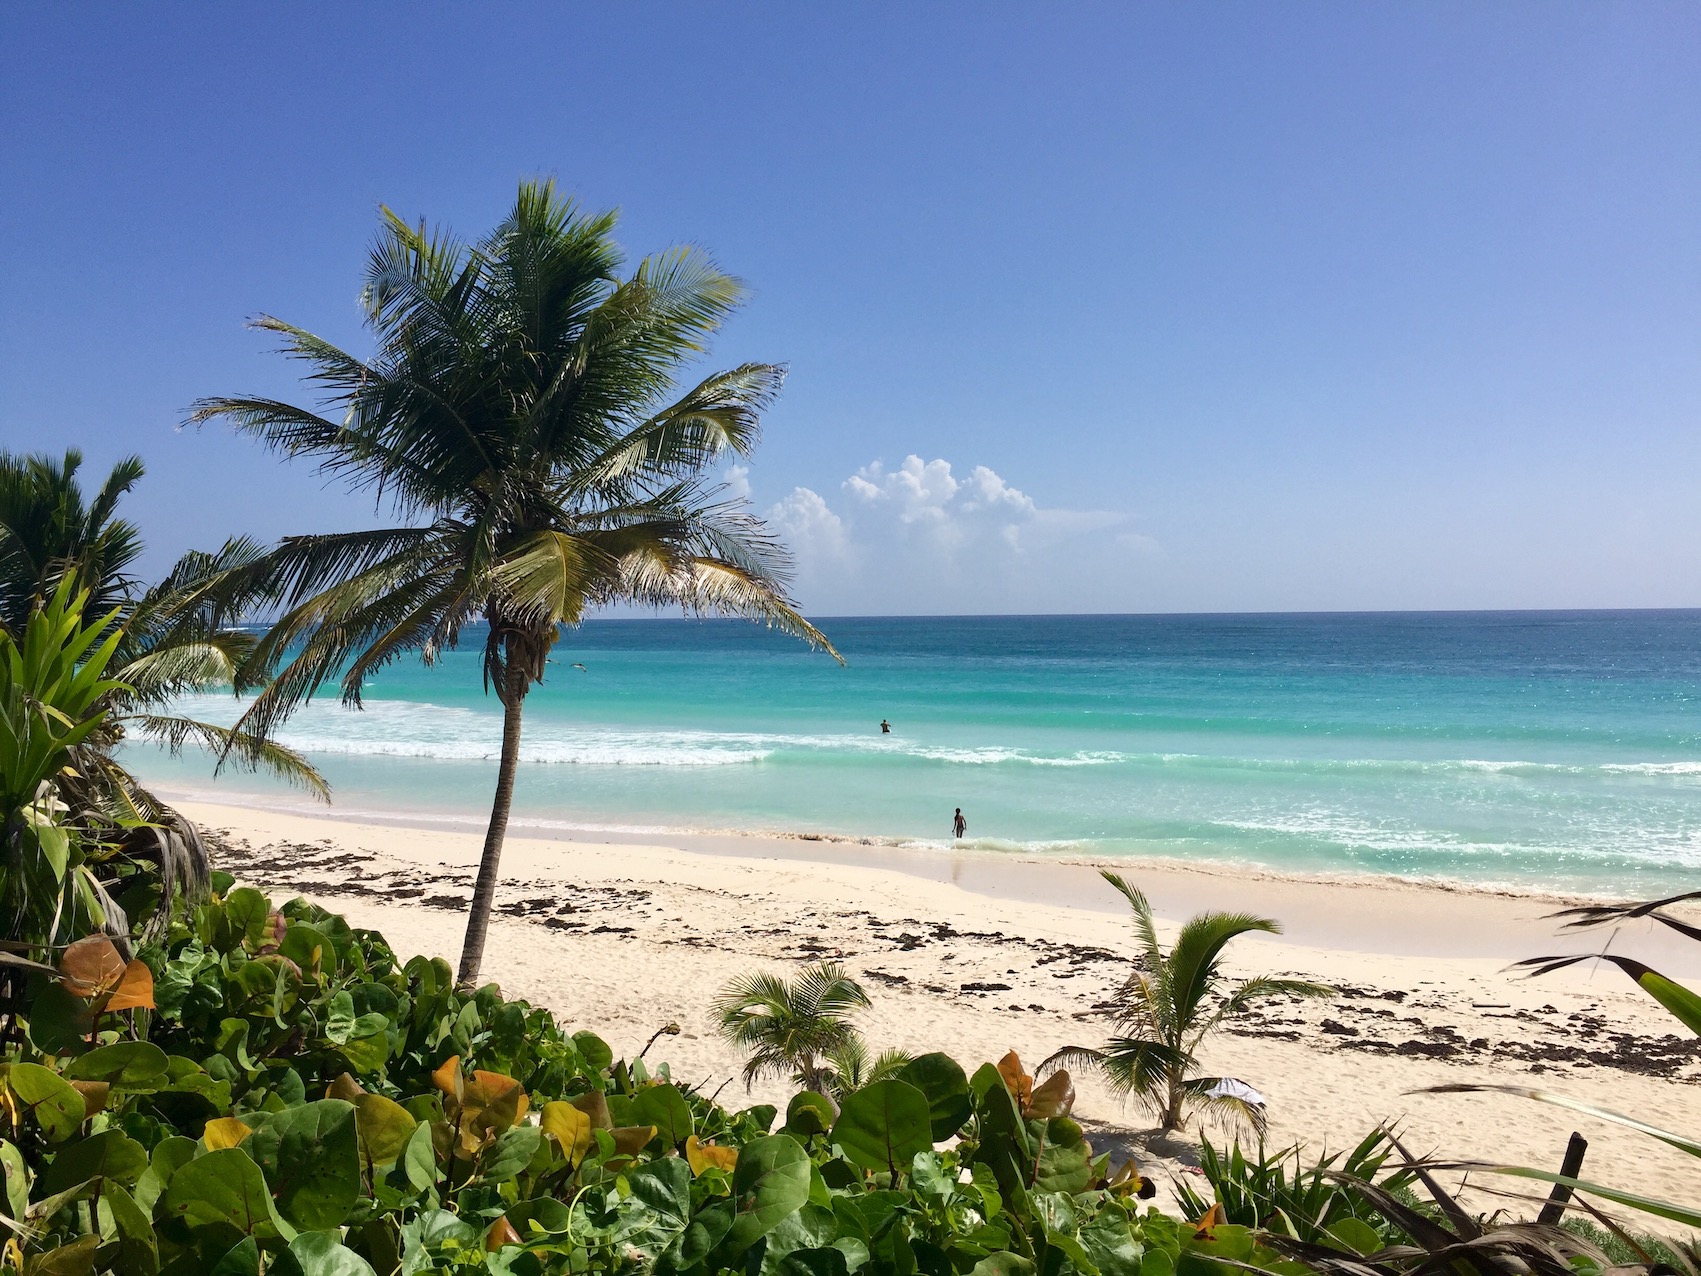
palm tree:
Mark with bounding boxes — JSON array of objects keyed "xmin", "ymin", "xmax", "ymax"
[
  {"xmin": 714, "ymin": 961, "xmax": 872, "ymax": 1094},
  {"xmin": 190, "ymin": 180, "xmax": 839, "ymax": 987},
  {"xmin": 0, "ymin": 449, "xmax": 325, "ymax": 929},
  {"xmin": 1044, "ymin": 871, "xmax": 1332, "ymax": 1135}
]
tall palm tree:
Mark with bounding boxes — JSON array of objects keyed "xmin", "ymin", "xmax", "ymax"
[
  {"xmin": 714, "ymin": 961, "xmax": 873, "ymax": 1094},
  {"xmin": 190, "ymin": 180, "xmax": 839, "ymax": 987},
  {"xmin": 0, "ymin": 449, "xmax": 325, "ymax": 922},
  {"xmin": 1044, "ymin": 871, "xmax": 1332, "ymax": 1135}
]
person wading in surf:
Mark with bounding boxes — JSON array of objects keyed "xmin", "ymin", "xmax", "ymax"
[{"xmin": 952, "ymin": 808, "xmax": 968, "ymax": 839}]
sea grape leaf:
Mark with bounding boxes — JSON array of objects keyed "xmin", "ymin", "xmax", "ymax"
[
  {"xmin": 4, "ymin": 1062, "xmax": 85, "ymax": 1142},
  {"xmin": 572, "ymin": 1031, "xmax": 613, "ymax": 1071},
  {"xmin": 631, "ymin": 1084, "xmax": 694, "ymax": 1149},
  {"xmin": 272, "ymin": 1230, "xmax": 379, "ymax": 1276},
  {"xmin": 39, "ymin": 1128, "xmax": 149, "ymax": 1196},
  {"xmin": 210, "ymin": 1237, "xmax": 262, "ymax": 1276},
  {"xmin": 970, "ymin": 1253, "xmax": 1037, "ymax": 1276},
  {"xmin": 722, "ymin": 1133, "xmax": 812, "ymax": 1257},
  {"xmin": 1, "ymin": 1138, "xmax": 29, "ymax": 1220},
  {"xmin": 162, "ymin": 1147, "xmax": 295, "ymax": 1241},
  {"xmin": 97, "ymin": 1180, "xmax": 159, "ymax": 1276},
  {"xmin": 243, "ymin": 1099, "xmax": 359, "ymax": 1231},
  {"xmin": 24, "ymin": 982, "xmax": 92, "ymax": 1053},
  {"xmin": 540, "ymin": 1101, "xmax": 593, "ymax": 1165},
  {"xmin": 351, "ymin": 1094, "xmax": 416, "ymax": 1167},
  {"xmin": 22, "ymin": 1236, "xmax": 99, "ymax": 1275},
  {"xmin": 399, "ymin": 1121, "xmax": 438, "ymax": 1192},
  {"xmin": 477, "ymin": 1125, "xmax": 541, "ymax": 1184},
  {"xmin": 324, "ymin": 992, "xmax": 356, "ymax": 1044},
  {"xmin": 659, "ymin": 1199, "xmax": 734, "ymax": 1275},
  {"xmin": 830, "ymin": 1080, "xmax": 933, "ymax": 1176},
  {"xmin": 278, "ymin": 924, "xmax": 332, "ymax": 974},
  {"xmin": 783, "ymin": 1091, "xmax": 837, "ymax": 1139},
  {"xmin": 896, "ymin": 1053, "xmax": 973, "ymax": 1142},
  {"xmin": 65, "ymin": 1041, "xmax": 169, "ymax": 1088},
  {"xmin": 225, "ymin": 888, "xmax": 273, "ymax": 949},
  {"xmin": 202, "ymin": 1117, "xmax": 254, "ymax": 1151},
  {"xmin": 686, "ymin": 1135, "xmax": 739, "ymax": 1175}
]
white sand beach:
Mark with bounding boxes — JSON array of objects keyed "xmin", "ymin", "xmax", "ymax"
[{"xmin": 181, "ymin": 797, "xmax": 1701, "ymax": 1215}]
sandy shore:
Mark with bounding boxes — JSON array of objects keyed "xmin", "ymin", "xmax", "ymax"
[{"xmin": 180, "ymin": 797, "xmax": 1701, "ymax": 1221}]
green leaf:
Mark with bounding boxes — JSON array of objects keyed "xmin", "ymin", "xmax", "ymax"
[
  {"xmin": 4, "ymin": 1062, "xmax": 86, "ymax": 1142},
  {"xmin": 97, "ymin": 1180, "xmax": 159, "ymax": 1276},
  {"xmin": 272, "ymin": 1231, "xmax": 379, "ymax": 1276},
  {"xmin": 831, "ymin": 1080, "xmax": 933, "ymax": 1176},
  {"xmin": 970, "ymin": 1255, "xmax": 1036, "ymax": 1276},
  {"xmin": 1, "ymin": 1138, "xmax": 31, "ymax": 1221},
  {"xmin": 631, "ymin": 1084, "xmax": 695, "ymax": 1149},
  {"xmin": 477, "ymin": 1125, "xmax": 541, "ymax": 1184},
  {"xmin": 573, "ymin": 1030, "xmax": 613, "ymax": 1071},
  {"xmin": 34, "ymin": 822, "xmax": 70, "ymax": 878},
  {"xmin": 243, "ymin": 1099, "xmax": 359, "ymax": 1231},
  {"xmin": 1324, "ymin": 1218, "xmax": 1382, "ymax": 1257},
  {"xmin": 23, "ymin": 983, "xmax": 92, "ymax": 1054},
  {"xmin": 776, "ymin": 1247, "xmax": 851, "ymax": 1276},
  {"xmin": 399, "ymin": 1121, "xmax": 437, "ymax": 1192},
  {"xmin": 161, "ymin": 1147, "xmax": 295, "ymax": 1241},
  {"xmin": 351, "ymin": 1093, "xmax": 417, "ymax": 1167},
  {"xmin": 39, "ymin": 1129, "xmax": 149, "ymax": 1196},
  {"xmin": 784, "ymin": 1091, "xmax": 837, "ymax": 1139},
  {"xmin": 723, "ymin": 1134, "xmax": 812, "ymax": 1256},
  {"xmin": 324, "ymin": 991, "xmax": 356, "ymax": 1044},
  {"xmin": 210, "ymin": 1237, "xmax": 261, "ymax": 1276},
  {"xmin": 896, "ymin": 1053, "xmax": 972, "ymax": 1142},
  {"xmin": 65, "ymin": 1042, "xmax": 170, "ymax": 1087},
  {"xmin": 224, "ymin": 888, "xmax": 273, "ymax": 948}
]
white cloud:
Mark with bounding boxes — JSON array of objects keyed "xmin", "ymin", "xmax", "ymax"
[
  {"xmin": 758, "ymin": 455, "xmax": 1159, "ymax": 613},
  {"xmin": 723, "ymin": 464, "xmax": 752, "ymax": 501},
  {"xmin": 768, "ymin": 485, "xmax": 852, "ymax": 565}
]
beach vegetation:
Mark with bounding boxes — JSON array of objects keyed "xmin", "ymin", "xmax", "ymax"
[
  {"xmin": 714, "ymin": 961, "xmax": 876, "ymax": 1094},
  {"xmin": 1172, "ymin": 1128, "xmax": 1418, "ymax": 1248},
  {"xmin": 190, "ymin": 180, "xmax": 839, "ymax": 990},
  {"xmin": 1044, "ymin": 871, "xmax": 1333, "ymax": 1135},
  {"xmin": 0, "ymin": 882, "xmax": 1323, "ymax": 1276}
]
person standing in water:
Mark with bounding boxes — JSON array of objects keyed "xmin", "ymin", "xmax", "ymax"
[{"xmin": 952, "ymin": 808, "xmax": 967, "ymax": 839}]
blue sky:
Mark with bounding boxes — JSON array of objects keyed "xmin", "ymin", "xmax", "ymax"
[{"xmin": 3, "ymin": 4, "xmax": 1698, "ymax": 614}]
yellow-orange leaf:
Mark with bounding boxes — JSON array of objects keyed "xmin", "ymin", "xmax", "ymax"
[
  {"xmin": 326, "ymin": 1072, "xmax": 366, "ymax": 1101},
  {"xmin": 431, "ymin": 1055, "xmax": 463, "ymax": 1101},
  {"xmin": 610, "ymin": 1125, "xmax": 657, "ymax": 1157},
  {"xmin": 1192, "ymin": 1203, "xmax": 1226, "ymax": 1238},
  {"xmin": 69, "ymin": 1080, "xmax": 109, "ymax": 1119},
  {"xmin": 105, "ymin": 960, "xmax": 154, "ymax": 1011},
  {"xmin": 996, "ymin": 1050, "xmax": 1032, "ymax": 1108},
  {"xmin": 540, "ymin": 1101, "xmax": 593, "ymax": 1165},
  {"xmin": 685, "ymin": 1135, "xmax": 738, "ymax": 1175},
  {"xmin": 202, "ymin": 1116, "xmax": 253, "ymax": 1150},
  {"xmin": 58, "ymin": 936, "xmax": 126, "ymax": 998},
  {"xmin": 485, "ymin": 1217, "xmax": 522, "ymax": 1251}
]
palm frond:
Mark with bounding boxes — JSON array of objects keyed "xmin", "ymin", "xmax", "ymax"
[{"xmin": 129, "ymin": 715, "xmax": 329, "ymax": 799}]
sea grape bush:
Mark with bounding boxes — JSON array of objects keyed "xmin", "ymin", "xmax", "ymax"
[{"xmin": 0, "ymin": 878, "xmax": 1598, "ymax": 1276}]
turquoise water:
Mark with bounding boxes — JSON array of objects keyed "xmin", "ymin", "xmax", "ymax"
[{"xmin": 135, "ymin": 612, "xmax": 1701, "ymax": 895}]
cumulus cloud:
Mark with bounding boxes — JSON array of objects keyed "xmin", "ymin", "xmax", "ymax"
[{"xmin": 759, "ymin": 454, "xmax": 1156, "ymax": 613}]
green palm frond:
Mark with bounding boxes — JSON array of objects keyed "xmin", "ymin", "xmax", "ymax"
[
  {"xmin": 127, "ymin": 715, "xmax": 328, "ymax": 799},
  {"xmin": 714, "ymin": 962, "xmax": 870, "ymax": 1091}
]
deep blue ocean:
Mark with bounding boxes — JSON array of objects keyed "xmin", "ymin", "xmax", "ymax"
[{"xmin": 137, "ymin": 612, "xmax": 1701, "ymax": 895}]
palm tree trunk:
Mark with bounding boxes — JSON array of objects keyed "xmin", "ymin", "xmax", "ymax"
[{"xmin": 457, "ymin": 663, "xmax": 527, "ymax": 989}]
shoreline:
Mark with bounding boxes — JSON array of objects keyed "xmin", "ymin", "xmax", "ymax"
[{"xmin": 160, "ymin": 785, "xmax": 1701, "ymax": 966}]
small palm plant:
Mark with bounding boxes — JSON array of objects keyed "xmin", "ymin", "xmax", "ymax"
[
  {"xmin": 1046, "ymin": 871, "xmax": 1332, "ymax": 1135},
  {"xmin": 714, "ymin": 961, "xmax": 883, "ymax": 1094}
]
